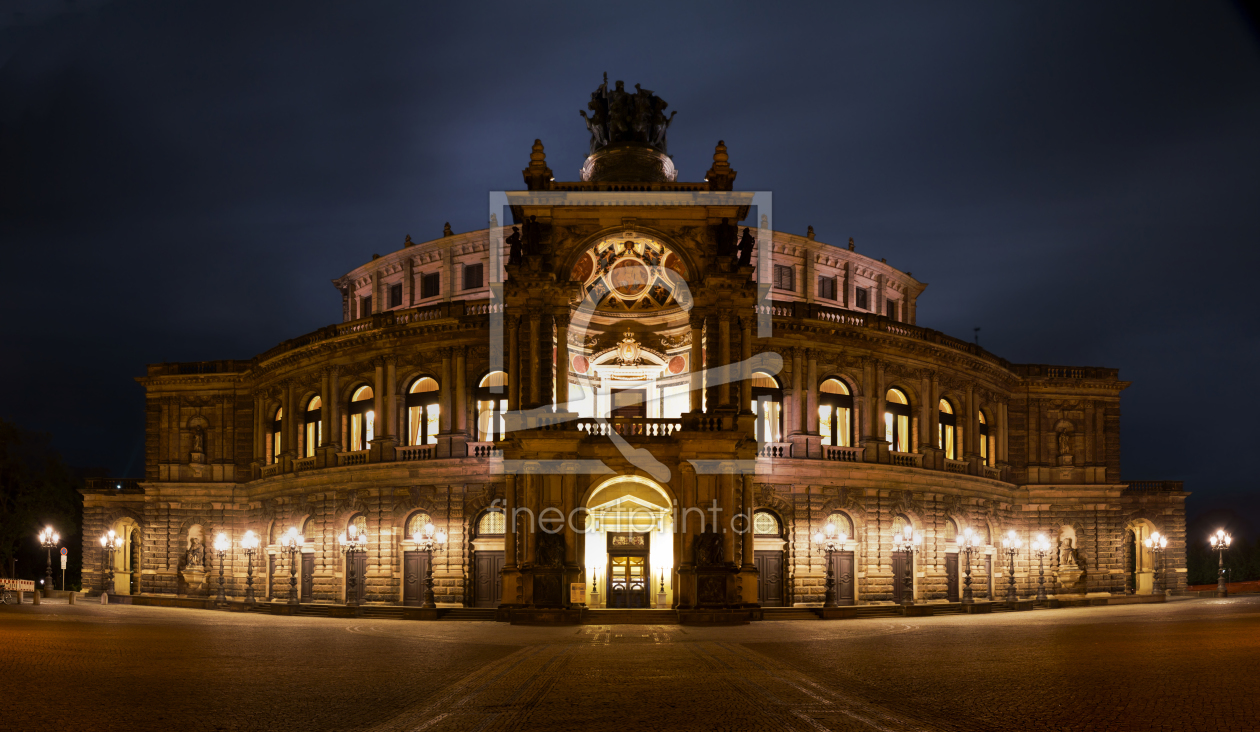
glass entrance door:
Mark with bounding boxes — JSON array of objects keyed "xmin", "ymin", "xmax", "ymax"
[{"xmin": 608, "ymin": 555, "xmax": 648, "ymax": 608}]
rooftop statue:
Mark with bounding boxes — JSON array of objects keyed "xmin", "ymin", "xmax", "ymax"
[{"xmin": 580, "ymin": 73, "xmax": 676, "ymax": 155}]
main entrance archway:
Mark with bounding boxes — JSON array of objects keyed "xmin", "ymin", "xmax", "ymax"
[{"xmin": 582, "ymin": 476, "xmax": 675, "ymax": 608}]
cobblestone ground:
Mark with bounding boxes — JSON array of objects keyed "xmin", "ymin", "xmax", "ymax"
[{"xmin": 3, "ymin": 597, "xmax": 1258, "ymax": 731}]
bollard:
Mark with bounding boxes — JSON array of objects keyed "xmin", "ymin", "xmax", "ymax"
[
  {"xmin": 69, "ymin": 592, "xmax": 76, "ymax": 605},
  {"xmin": 100, "ymin": 592, "xmax": 109, "ymax": 605},
  {"xmin": 32, "ymin": 590, "xmax": 41, "ymax": 606}
]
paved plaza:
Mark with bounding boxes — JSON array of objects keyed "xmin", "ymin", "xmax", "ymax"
[{"xmin": 3, "ymin": 597, "xmax": 1258, "ymax": 731}]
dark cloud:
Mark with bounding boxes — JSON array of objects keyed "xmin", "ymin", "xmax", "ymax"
[{"xmin": 1, "ymin": 0, "xmax": 1257, "ymax": 525}]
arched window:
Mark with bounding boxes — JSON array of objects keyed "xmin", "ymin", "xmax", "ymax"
[
  {"xmin": 477, "ymin": 510, "xmax": 505, "ymax": 536},
  {"xmin": 301, "ymin": 516, "xmax": 316, "ymax": 540},
  {"xmin": 348, "ymin": 386, "xmax": 374, "ymax": 451},
  {"xmin": 979, "ymin": 411, "xmax": 990, "ymax": 466},
  {"xmin": 476, "ymin": 372, "xmax": 508, "ymax": 442},
  {"xmin": 304, "ymin": 396, "xmax": 322, "ymax": 458},
  {"xmin": 938, "ymin": 398, "xmax": 957, "ymax": 460},
  {"xmin": 348, "ymin": 514, "xmax": 368, "ymax": 538},
  {"xmin": 270, "ymin": 407, "xmax": 283, "ymax": 464},
  {"xmin": 944, "ymin": 518, "xmax": 958, "ymax": 542},
  {"xmin": 892, "ymin": 514, "xmax": 910, "ymax": 537},
  {"xmin": 885, "ymin": 388, "xmax": 911, "ymax": 453},
  {"xmin": 819, "ymin": 379, "xmax": 854, "ymax": 447},
  {"xmin": 406, "ymin": 377, "xmax": 440, "ymax": 446},
  {"xmin": 751, "ymin": 372, "xmax": 782, "ymax": 443},
  {"xmin": 405, "ymin": 512, "xmax": 433, "ymax": 538},
  {"xmin": 753, "ymin": 510, "xmax": 781, "ymax": 536},
  {"xmin": 826, "ymin": 511, "xmax": 853, "ymax": 537}
]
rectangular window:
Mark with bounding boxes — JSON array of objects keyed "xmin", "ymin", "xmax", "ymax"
[
  {"xmin": 389, "ymin": 283, "xmax": 403, "ymax": 308},
  {"xmin": 360, "ymin": 296, "xmax": 372, "ymax": 317},
  {"xmin": 817, "ymin": 276, "xmax": 836, "ymax": 300},
  {"xmin": 463, "ymin": 263, "xmax": 484, "ymax": 291},
  {"xmin": 421, "ymin": 272, "xmax": 440, "ymax": 299},
  {"xmin": 855, "ymin": 288, "xmax": 869, "ymax": 310},
  {"xmin": 773, "ymin": 264, "xmax": 795, "ymax": 292},
  {"xmin": 886, "ymin": 299, "xmax": 897, "ymax": 320}
]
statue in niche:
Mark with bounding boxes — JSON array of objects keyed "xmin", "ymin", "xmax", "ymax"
[
  {"xmin": 695, "ymin": 532, "xmax": 724, "ymax": 567},
  {"xmin": 190, "ymin": 427, "xmax": 205, "ymax": 464},
  {"xmin": 1056, "ymin": 428, "xmax": 1073, "ymax": 466},
  {"xmin": 736, "ymin": 227, "xmax": 755, "ymax": 267},
  {"xmin": 506, "ymin": 226, "xmax": 523, "ymax": 266},
  {"xmin": 521, "ymin": 215, "xmax": 542, "ymax": 257},
  {"xmin": 186, "ymin": 536, "xmax": 205, "ymax": 568}
]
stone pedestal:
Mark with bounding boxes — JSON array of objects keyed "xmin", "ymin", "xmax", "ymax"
[{"xmin": 180, "ymin": 567, "xmax": 207, "ymax": 594}]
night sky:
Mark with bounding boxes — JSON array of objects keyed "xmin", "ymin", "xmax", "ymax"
[{"xmin": 2, "ymin": 2, "xmax": 1258, "ymax": 528}]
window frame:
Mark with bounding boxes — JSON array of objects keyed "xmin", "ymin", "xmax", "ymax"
[
  {"xmin": 817, "ymin": 275, "xmax": 837, "ymax": 301},
  {"xmin": 818, "ymin": 378, "xmax": 854, "ymax": 447},
  {"xmin": 475, "ymin": 371, "xmax": 509, "ymax": 442},
  {"xmin": 773, "ymin": 264, "xmax": 795, "ymax": 292},
  {"xmin": 750, "ymin": 372, "xmax": 783, "ymax": 444},
  {"xmin": 463, "ymin": 262, "xmax": 484, "ymax": 291},
  {"xmin": 420, "ymin": 272, "xmax": 440, "ymax": 299},
  {"xmin": 405, "ymin": 377, "xmax": 441, "ymax": 446},
  {"xmin": 348, "ymin": 385, "xmax": 375, "ymax": 451},
  {"xmin": 303, "ymin": 397, "xmax": 322, "ymax": 458},
  {"xmin": 855, "ymin": 287, "xmax": 869, "ymax": 310},
  {"xmin": 884, "ymin": 388, "xmax": 911, "ymax": 453}
]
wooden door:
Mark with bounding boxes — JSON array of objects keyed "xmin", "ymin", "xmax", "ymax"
[
  {"xmin": 608, "ymin": 555, "xmax": 648, "ymax": 608},
  {"xmin": 129, "ymin": 530, "xmax": 141, "ymax": 594},
  {"xmin": 831, "ymin": 550, "xmax": 855, "ymax": 606},
  {"xmin": 946, "ymin": 553, "xmax": 959, "ymax": 602},
  {"xmin": 342, "ymin": 552, "xmax": 365, "ymax": 604},
  {"xmin": 891, "ymin": 550, "xmax": 907, "ymax": 603},
  {"xmin": 268, "ymin": 555, "xmax": 277, "ymax": 600},
  {"xmin": 474, "ymin": 551, "xmax": 504, "ymax": 607},
  {"xmin": 985, "ymin": 555, "xmax": 993, "ymax": 599},
  {"xmin": 403, "ymin": 551, "xmax": 431, "ymax": 606},
  {"xmin": 754, "ymin": 550, "xmax": 783, "ymax": 607},
  {"xmin": 301, "ymin": 553, "xmax": 315, "ymax": 602}
]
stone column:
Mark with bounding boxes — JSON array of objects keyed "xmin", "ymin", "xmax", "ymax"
[
  {"xmin": 529, "ymin": 311, "xmax": 541, "ymax": 409},
  {"xmin": 455, "ymin": 347, "xmax": 468, "ymax": 433},
  {"xmin": 507, "ymin": 314, "xmax": 520, "ymax": 412},
  {"xmin": 562, "ymin": 467, "xmax": 576, "ymax": 566},
  {"xmin": 965, "ymin": 384, "xmax": 979, "ymax": 460},
  {"xmin": 328, "ymin": 367, "xmax": 341, "ymax": 448},
  {"xmin": 721, "ymin": 471, "xmax": 736, "ymax": 564},
  {"xmin": 793, "ymin": 348, "xmax": 805, "ymax": 435},
  {"xmin": 688, "ymin": 313, "xmax": 704, "ymax": 413},
  {"xmin": 523, "ymin": 469, "xmax": 537, "ymax": 565},
  {"xmin": 555, "ymin": 313, "xmax": 570, "ymax": 411},
  {"xmin": 740, "ymin": 317, "xmax": 753, "ymax": 414},
  {"xmin": 806, "ymin": 350, "xmax": 819, "ymax": 433},
  {"xmin": 320, "ymin": 369, "xmax": 332, "ymax": 444},
  {"xmin": 403, "ymin": 257, "xmax": 414, "ymax": 306},
  {"xmin": 741, "ymin": 473, "xmax": 754, "ymax": 568},
  {"xmin": 385, "ymin": 357, "xmax": 397, "ymax": 439},
  {"xmin": 439, "ymin": 349, "xmax": 453, "ymax": 433},
  {"xmin": 504, "ymin": 474, "xmax": 518, "ymax": 568},
  {"xmin": 253, "ymin": 393, "xmax": 264, "ymax": 461},
  {"xmin": 282, "ymin": 381, "xmax": 296, "ymax": 458},
  {"xmin": 718, "ymin": 310, "xmax": 732, "ymax": 407},
  {"xmin": 999, "ymin": 402, "xmax": 1009, "ymax": 464}
]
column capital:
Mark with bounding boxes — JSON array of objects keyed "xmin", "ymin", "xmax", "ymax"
[{"xmin": 554, "ymin": 312, "xmax": 570, "ymax": 328}]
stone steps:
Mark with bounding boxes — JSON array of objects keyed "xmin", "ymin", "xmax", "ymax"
[
  {"xmin": 583, "ymin": 609, "xmax": 678, "ymax": 624},
  {"xmin": 761, "ymin": 607, "xmax": 821, "ymax": 621},
  {"xmin": 441, "ymin": 608, "xmax": 497, "ymax": 621}
]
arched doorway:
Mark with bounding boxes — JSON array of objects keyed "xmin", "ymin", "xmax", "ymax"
[
  {"xmin": 753, "ymin": 510, "xmax": 785, "ymax": 606},
  {"xmin": 470, "ymin": 509, "xmax": 505, "ymax": 607},
  {"xmin": 583, "ymin": 476, "xmax": 674, "ymax": 609},
  {"xmin": 129, "ymin": 529, "xmax": 141, "ymax": 594}
]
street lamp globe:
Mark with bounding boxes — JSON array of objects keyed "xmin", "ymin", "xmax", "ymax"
[
  {"xmin": 412, "ymin": 522, "xmax": 449, "ymax": 609},
  {"xmin": 1000, "ymin": 530, "xmax": 1022, "ymax": 603},
  {"xmin": 956, "ymin": 527, "xmax": 984, "ymax": 604},
  {"xmin": 241, "ymin": 530, "xmax": 260, "ymax": 605},
  {"xmin": 812, "ymin": 523, "xmax": 847, "ymax": 608},
  {"xmin": 38, "ymin": 526, "xmax": 60, "ymax": 595},
  {"xmin": 1210, "ymin": 529, "xmax": 1232, "ymax": 597}
]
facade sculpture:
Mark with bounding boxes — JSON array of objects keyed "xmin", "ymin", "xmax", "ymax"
[{"xmin": 80, "ymin": 84, "xmax": 1187, "ymax": 616}]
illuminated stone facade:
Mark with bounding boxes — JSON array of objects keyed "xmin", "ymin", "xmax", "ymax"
[{"xmin": 80, "ymin": 93, "xmax": 1187, "ymax": 616}]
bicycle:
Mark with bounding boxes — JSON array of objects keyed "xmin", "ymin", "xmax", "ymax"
[{"xmin": 1, "ymin": 588, "xmax": 15, "ymax": 605}]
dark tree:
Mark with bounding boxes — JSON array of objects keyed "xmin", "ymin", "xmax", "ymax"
[{"xmin": 0, "ymin": 419, "xmax": 82, "ymax": 584}]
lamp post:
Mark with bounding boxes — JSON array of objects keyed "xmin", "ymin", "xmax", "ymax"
[
  {"xmin": 278, "ymin": 527, "xmax": 304, "ymax": 605},
  {"xmin": 412, "ymin": 521, "xmax": 448, "ymax": 609},
  {"xmin": 1000, "ymin": 530, "xmax": 1022, "ymax": 603},
  {"xmin": 98, "ymin": 529, "xmax": 124, "ymax": 595},
  {"xmin": 338, "ymin": 523, "xmax": 369, "ymax": 607},
  {"xmin": 1143, "ymin": 531, "xmax": 1168, "ymax": 594},
  {"xmin": 213, "ymin": 533, "xmax": 230, "ymax": 608},
  {"xmin": 956, "ymin": 526, "xmax": 983, "ymax": 604},
  {"xmin": 891, "ymin": 524, "xmax": 923, "ymax": 606},
  {"xmin": 1209, "ymin": 529, "xmax": 1232, "ymax": 597},
  {"xmin": 241, "ymin": 530, "xmax": 259, "ymax": 605},
  {"xmin": 812, "ymin": 522, "xmax": 847, "ymax": 608},
  {"xmin": 38, "ymin": 526, "xmax": 60, "ymax": 596},
  {"xmin": 1030, "ymin": 534, "xmax": 1051, "ymax": 602}
]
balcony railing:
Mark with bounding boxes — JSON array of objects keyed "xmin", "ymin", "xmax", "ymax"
[
  {"xmin": 757, "ymin": 443, "xmax": 792, "ymax": 458},
  {"xmin": 83, "ymin": 478, "xmax": 143, "ymax": 492},
  {"xmin": 397, "ymin": 445, "xmax": 435, "ymax": 461},
  {"xmin": 260, "ymin": 463, "xmax": 282, "ymax": 478},
  {"xmin": 1123, "ymin": 480, "xmax": 1184, "ymax": 493},
  {"xmin": 468, "ymin": 442, "xmax": 502, "ymax": 458},
  {"xmin": 944, "ymin": 458, "xmax": 969, "ymax": 474},
  {"xmin": 824, "ymin": 446, "xmax": 862, "ymax": 462},
  {"xmin": 890, "ymin": 451, "xmax": 923, "ymax": 468},
  {"xmin": 293, "ymin": 456, "xmax": 316, "ymax": 472},
  {"xmin": 337, "ymin": 450, "xmax": 368, "ymax": 467},
  {"xmin": 576, "ymin": 418, "xmax": 683, "ymax": 437}
]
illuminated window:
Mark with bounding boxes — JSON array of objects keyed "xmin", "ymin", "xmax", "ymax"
[
  {"xmin": 476, "ymin": 372, "xmax": 508, "ymax": 442},
  {"xmin": 349, "ymin": 514, "xmax": 368, "ymax": 538},
  {"xmin": 944, "ymin": 518, "xmax": 957, "ymax": 542},
  {"xmin": 753, "ymin": 511, "xmax": 781, "ymax": 535},
  {"xmin": 819, "ymin": 378, "xmax": 853, "ymax": 447},
  {"xmin": 979, "ymin": 411, "xmax": 990, "ymax": 466},
  {"xmin": 349, "ymin": 386, "xmax": 374, "ymax": 451},
  {"xmin": 270, "ymin": 407, "xmax": 283, "ymax": 464},
  {"xmin": 406, "ymin": 377, "xmax": 440, "ymax": 446},
  {"xmin": 304, "ymin": 396, "xmax": 322, "ymax": 458},
  {"xmin": 478, "ymin": 511, "xmax": 505, "ymax": 536},
  {"xmin": 892, "ymin": 514, "xmax": 910, "ymax": 537},
  {"xmin": 826, "ymin": 512, "xmax": 853, "ymax": 537},
  {"xmin": 938, "ymin": 398, "xmax": 956, "ymax": 460},
  {"xmin": 406, "ymin": 512, "xmax": 433, "ymax": 538},
  {"xmin": 751, "ymin": 372, "xmax": 782, "ymax": 444},
  {"xmin": 884, "ymin": 388, "xmax": 911, "ymax": 453}
]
